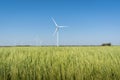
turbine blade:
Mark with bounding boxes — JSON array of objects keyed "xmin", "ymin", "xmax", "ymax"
[
  {"xmin": 53, "ymin": 28, "xmax": 58, "ymax": 36},
  {"xmin": 59, "ymin": 26, "xmax": 68, "ymax": 28},
  {"xmin": 52, "ymin": 17, "xmax": 58, "ymax": 27}
]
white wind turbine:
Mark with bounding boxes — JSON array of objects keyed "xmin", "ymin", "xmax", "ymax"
[{"xmin": 52, "ymin": 18, "xmax": 67, "ymax": 47}]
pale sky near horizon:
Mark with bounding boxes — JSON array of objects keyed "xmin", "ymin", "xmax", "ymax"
[{"xmin": 0, "ymin": 0, "xmax": 120, "ymax": 46}]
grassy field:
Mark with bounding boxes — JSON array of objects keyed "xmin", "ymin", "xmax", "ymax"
[{"xmin": 0, "ymin": 46, "xmax": 120, "ymax": 80}]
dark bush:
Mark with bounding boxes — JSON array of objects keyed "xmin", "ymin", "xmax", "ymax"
[{"xmin": 101, "ymin": 43, "xmax": 111, "ymax": 46}]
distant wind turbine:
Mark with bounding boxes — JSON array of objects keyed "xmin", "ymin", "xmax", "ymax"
[{"xmin": 52, "ymin": 18, "xmax": 67, "ymax": 47}]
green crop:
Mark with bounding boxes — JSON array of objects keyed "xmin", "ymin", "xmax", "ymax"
[{"xmin": 0, "ymin": 46, "xmax": 120, "ymax": 80}]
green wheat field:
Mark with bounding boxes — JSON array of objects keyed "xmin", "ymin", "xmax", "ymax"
[{"xmin": 0, "ymin": 46, "xmax": 120, "ymax": 80}]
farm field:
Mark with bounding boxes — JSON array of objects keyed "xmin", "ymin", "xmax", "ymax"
[{"xmin": 0, "ymin": 46, "xmax": 120, "ymax": 80}]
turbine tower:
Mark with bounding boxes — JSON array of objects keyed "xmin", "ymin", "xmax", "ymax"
[{"xmin": 52, "ymin": 18, "xmax": 67, "ymax": 47}]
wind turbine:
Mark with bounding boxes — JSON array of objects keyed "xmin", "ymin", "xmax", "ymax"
[{"xmin": 52, "ymin": 18, "xmax": 67, "ymax": 47}]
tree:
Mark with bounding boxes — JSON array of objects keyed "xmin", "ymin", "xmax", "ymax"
[{"xmin": 101, "ymin": 43, "xmax": 111, "ymax": 46}]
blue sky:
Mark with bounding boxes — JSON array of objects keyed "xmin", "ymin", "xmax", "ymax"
[{"xmin": 0, "ymin": 0, "xmax": 120, "ymax": 45}]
